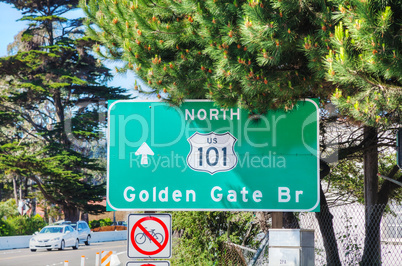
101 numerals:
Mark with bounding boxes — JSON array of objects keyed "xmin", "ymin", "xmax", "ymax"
[{"xmin": 197, "ymin": 147, "xmax": 227, "ymax": 167}]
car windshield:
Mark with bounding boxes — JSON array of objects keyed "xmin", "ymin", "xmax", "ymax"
[{"xmin": 40, "ymin": 227, "xmax": 64, "ymax": 234}]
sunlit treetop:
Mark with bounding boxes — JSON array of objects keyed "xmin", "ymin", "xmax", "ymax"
[{"xmin": 81, "ymin": 0, "xmax": 401, "ymax": 126}]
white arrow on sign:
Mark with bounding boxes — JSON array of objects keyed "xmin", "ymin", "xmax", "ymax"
[{"xmin": 135, "ymin": 142, "xmax": 154, "ymax": 165}]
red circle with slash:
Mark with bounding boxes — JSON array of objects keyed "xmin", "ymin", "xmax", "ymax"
[{"xmin": 130, "ymin": 216, "xmax": 169, "ymax": 255}]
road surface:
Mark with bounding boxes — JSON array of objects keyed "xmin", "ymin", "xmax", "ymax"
[{"xmin": 0, "ymin": 240, "xmax": 132, "ymax": 266}]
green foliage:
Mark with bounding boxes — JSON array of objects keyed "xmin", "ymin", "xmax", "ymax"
[
  {"xmin": 81, "ymin": 0, "xmax": 331, "ymax": 113},
  {"xmin": 328, "ymin": 157, "xmax": 365, "ymax": 203},
  {"xmin": 0, "ymin": 218, "xmax": 15, "ymax": 236},
  {"xmin": 0, "ymin": 181, "xmax": 14, "ymax": 200},
  {"xmin": 378, "ymin": 154, "xmax": 402, "ymax": 202},
  {"xmin": 82, "ymin": 0, "xmax": 401, "ymax": 126},
  {"xmin": 171, "ymin": 211, "xmax": 258, "ymax": 265},
  {"xmin": 7, "ymin": 215, "xmax": 46, "ymax": 235},
  {"xmin": 100, "ymin": 218, "xmax": 113, "ymax": 227},
  {"xmin": 0, "ymin": 214, "xmax": 46, "ymax": 236},
  {"xmin": 327, "ymin": 1, "xmax": 402, "ymax": 126},
  {"xmin": 336, "ymin": 212, "xmax": 363, "ymax": 265},
  {"xmin": 89, "ymin": 218, "xmax": 113, "ymax": 228},
  {"xmin": 81, "ymin": 1, "xmax": 401, "ymax": 263},
  {"xmin": 0, "ymin": 0, "xmax": 131, "ymax": 221},
  {"xmin": 0, "ymin": 199, "xmax": 19, "ymax": 218},
  {"xmin": 327, "ymin": 153, "xmax": 401, "ymax": 204}
]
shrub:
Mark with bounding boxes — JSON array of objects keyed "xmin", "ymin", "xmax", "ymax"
[
  {"xmin": 26, "ymin": 215, "xmax": 47, "ymax": 234},
  {"xmin": 89, "ymin": 219, "xmax": 100, "ymax": 229},
  {"xmin": 89, "ymin": 218, "xmax": 113, "ymax": 229},
  {"xmin": 7, "ymin": 215, "xmax": 46, "ymax": 235},
  {"xmin": 0, "ymin": 199, "xmax": 19, "ymax": 218},
  {"xmin": 171, "ymin": 211, "xmax": 258, "ymax": 265},
  {"xmin": 100, "ymin": 218, "xmax": 113, "ymax": 227},
  {"xmin": 0, "ymin": 218, "xmax": 15, "ymax": 236}
]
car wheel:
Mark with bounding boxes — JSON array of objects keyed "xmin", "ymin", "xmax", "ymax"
[
  {"xmin": 58, "ymin": 240, "xmax": 65, "ymax": 250},
  {"xmin": 30, "ymin": 249, "xmax": 36, "ymax": 252},
  {"xmin": 72, "ymin": 239, "xmax": 79, "ymax": 250},
  {"xmin": 47, "ymin": 248, "xmax": 52, "ymax": 251},
  {"xmin": 84, "ymin": 235, "xmax": 91, "ymax": 246}
]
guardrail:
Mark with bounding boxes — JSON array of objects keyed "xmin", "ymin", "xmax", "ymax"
[{"xmin": 0, "ymin": 230, "xmax": 128, "ymax": 250}]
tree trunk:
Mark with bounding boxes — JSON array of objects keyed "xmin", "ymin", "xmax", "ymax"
[
  {"xmin": 255, "ymin": 212, "xmax": 270, "ymax": 233},
  {"xmin": 81, "ymin": 212, "xmax": 89, "ymax": 223},
  {"xmin": 361, "ymin": 204, "xmax": 383, "ymax": 265},
  {"xmin": 63, "ymin": 206, "xmax": 80, "ymax": 223},
  {"xmin": 19, "ymin": 182, "xmax": 22, "ymax": 201},
  {"xmin": 13, "ymin": 176, "xmax": 18, "ymax": 205},
  {"xmin": 283, "ymin": 212, "xmax": 300, "ymax": 228},
  {"xmin": 31, "ymin": 198, "xmax": 36, "ymax": 217},
  {"xmin": 54, "ymin": 91, "xmax": 69, "ymax": 146},
  {"xmin": 364, "ymin": 125, "xmax": 378, "ymax": 220},
  {"xmin": 315, "ymin": 184, "xmax": 342, "ymax": 266},
  {"xmin": 24, "ymin": 177, "xmax": 28, "ymax": 199},
  {"xmin": 44, "ymin": 206, "xmax": 49, "ymax": 224},
  {"xmin": 272, "ymin": 212, "xmax": 283, "ymax": 228},
  {"xmin": 361, "ymin": 165, "xmax": 400, "ymax": 265},
  {"xmin": 361, "ymin": 126, "xmax": 380, "ymax": 264}
]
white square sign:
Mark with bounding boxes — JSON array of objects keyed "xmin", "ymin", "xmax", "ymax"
[{"xmin": 127, "ymin": 213, "xmax": 172, "ymax": 259}]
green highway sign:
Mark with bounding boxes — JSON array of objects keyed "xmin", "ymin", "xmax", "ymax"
[{"xmin": 107, "ymin": 99, "xmax": 319, "ymax": 211}]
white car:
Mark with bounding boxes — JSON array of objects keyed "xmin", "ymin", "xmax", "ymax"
[
  {"xmin": 29, "ymin": 225, "xmax": 79, "ymax": 252},
  {"xmin": 71, "ymin": 221, "xmax": 91, "ymax": 245}
]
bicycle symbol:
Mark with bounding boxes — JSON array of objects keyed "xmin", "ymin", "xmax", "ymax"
[{"xmin": 135, "ymin": 227, "xmax": 164, "ymax": 245}]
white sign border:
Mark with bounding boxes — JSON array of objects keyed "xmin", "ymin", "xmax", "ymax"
[
  {"xmin": 107, "ymin": 99, "xmax": 320, "ymax": 212},
  {"xmin": 127, "ymin": 213, "xmax": 172, "ymax": 259}
]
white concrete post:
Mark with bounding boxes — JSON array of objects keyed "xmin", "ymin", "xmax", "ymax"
[{"xmin": 95, "ymin": 252, "xmax": 100, "ymax": 266}]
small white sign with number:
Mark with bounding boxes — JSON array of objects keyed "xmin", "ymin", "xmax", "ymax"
[{"xmin": 187, "ymin": 132, "xmax": 237, "ymax": 174}]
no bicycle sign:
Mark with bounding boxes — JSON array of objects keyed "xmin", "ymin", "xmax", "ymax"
[
  {"xmin": 108, "ymin": 100, "xmax": 320, "ymax": 212},
  {"xmin": 127, "ymin": 213, "xmax": 172, "ymax": 259}
]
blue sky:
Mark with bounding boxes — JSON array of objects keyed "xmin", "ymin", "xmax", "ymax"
[
  {"xmin": 0, "ymin": 3, "xmax": 149, "ymax": 96},
  {"xmin": 0, "ymin": 3, "xmax": 28, "ymax": 56}
]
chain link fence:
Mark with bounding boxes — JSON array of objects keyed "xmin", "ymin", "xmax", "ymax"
[
  {"xmin": 219, "ymin": 204, "xmax": 402, "ymax": 265},
  {"xmin": 219, "ymin": 242, "xmax": 258, "ymax": 265}
]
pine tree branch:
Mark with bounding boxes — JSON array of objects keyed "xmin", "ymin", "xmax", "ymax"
[
  {"xmin": 0, "ymin": 104, "xmax": 50, "ymax": 140},
  {"xmin": 147, "ymin": 0, "xmax": 173, "ymax": 10},
  {"xmin": 352, "ymin": 70, "xmax": 399, "ymax": 91},
  {"xmin": 29, "ymin": 174, "xmax": 63, "ymax": 205},
  {"xmin": 151, "ymin": 29, "xmax": 184, "ymax": 35},
  {"xmin": 323, "ymin": 123, "xmax": 397, "ymax": 163},
  {"xmin": 377, "ymin": 165, "xmax": 401, "ymax": 205}
]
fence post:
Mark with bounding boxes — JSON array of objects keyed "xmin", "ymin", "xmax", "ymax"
[{"xmin": 248, "ymin": 233, "xmax": 269, "ymax": 266}]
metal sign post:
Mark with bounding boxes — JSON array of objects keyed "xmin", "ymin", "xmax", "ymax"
[{"xmin": 397, "ymin": 129, "xmax": 402, "ymax": 169}]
